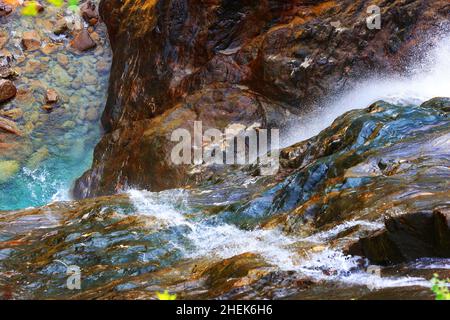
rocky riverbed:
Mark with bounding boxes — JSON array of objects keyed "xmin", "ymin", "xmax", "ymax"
[
  {"xmin": 0, "ymin": 0, "xmax": 111, "ymax": 210},
  {"xmin": 0, "ymin": 0, "xmax": 449, "ymax": 300}
]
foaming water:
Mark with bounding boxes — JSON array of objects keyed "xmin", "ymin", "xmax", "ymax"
[
  {"xmin": 297, "ymin": 249, "xmax": 429, "ymax": 290},
  {"xmin": 128, "ymin": 189, "xmax": 431, "ymax": 289},
  {"xmin": 285, "ymin": 33, "xmax": 450, "ymax": 146},
  {"xmin": 128, "ymin": 189, "xmax": 299, "ymax": 269}
]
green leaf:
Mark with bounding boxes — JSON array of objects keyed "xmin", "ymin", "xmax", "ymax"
[
  {"xmin": 47, "ymin": 0, "xmax": 64, "ymax": 7},
  {"xmin": 22, "ymin": 2, "xmax": 39, "ymax": 17},
  {"xmin": 156, "ymin": 290, "xmax": 177, "ymax": 300},
  {"xmin": 430, "ymin": 274, "xmax": 450, "ymax": 301}
]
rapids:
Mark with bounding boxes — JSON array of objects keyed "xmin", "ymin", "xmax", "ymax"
[{"xmin": 0, "ymin": 6, "xmax": 449, "ymax": 300}]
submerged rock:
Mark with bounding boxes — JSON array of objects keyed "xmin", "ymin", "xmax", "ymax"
[
  {"xmin": 21, "ymin": 30, "xmax": 42, "ymax": 51},
  {"xmin": 0, "ymin": 160, "xmax": 19, "ymax": 183},
  {"xmin": 45, "ymin": 88, "xmax": 59, "ymax": 104},
  {"xmin": 0, "ymin": 79, "xmax": 16, "ymax": 102},
  {"xmin": 70, "ymin": 29, "xmax": 96, "ymax": 52}
]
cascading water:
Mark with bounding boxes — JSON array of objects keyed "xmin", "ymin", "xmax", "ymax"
[
  {"xmin": 118, "ymin": 32, "xmax": 450, "ymax": 294},
  {"xmin": 285, "ymin": 31, "xmax": 450, "ymax": 146},
  {"xmin": 1, "ymin": 7, "xmax": 449, "ymax": 300}
]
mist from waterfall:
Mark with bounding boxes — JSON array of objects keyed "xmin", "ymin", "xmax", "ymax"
[{"xmin": 285, "ymin": 31, "xmax": 450, "ymax": 147}]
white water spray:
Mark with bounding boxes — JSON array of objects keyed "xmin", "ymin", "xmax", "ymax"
[{"xmin": 285, "ymin": 33, "xmax": 450, "ymax": 146}]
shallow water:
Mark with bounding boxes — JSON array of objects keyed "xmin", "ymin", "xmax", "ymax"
[{"xmin": 0, "ymin": 2, "xmax": 111, "ymax": 210}]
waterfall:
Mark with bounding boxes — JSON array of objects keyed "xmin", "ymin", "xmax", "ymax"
[{"xmin": 285, "ymin": 32, "xmax": 450, "ymax": 146}]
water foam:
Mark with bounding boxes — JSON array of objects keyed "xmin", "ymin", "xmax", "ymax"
[
  {"xmin": 128, "ymin": 189, "xmax": 431, "ymax": 290},
  {"xmin": 285, "ymin": 33, "xmax": 450, "ymax": 146}
]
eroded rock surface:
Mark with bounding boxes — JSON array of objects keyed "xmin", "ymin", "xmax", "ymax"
[{"xmin": 75, "ymin": 0, "xmax": 450, "ymax": 198}]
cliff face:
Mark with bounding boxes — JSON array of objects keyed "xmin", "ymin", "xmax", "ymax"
[{"xmin": 75, "ymin": 0, "xmax": 450, "ymax": 198}]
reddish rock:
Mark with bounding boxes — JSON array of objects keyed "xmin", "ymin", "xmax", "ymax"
[
  {"xmin": 21, "ymin": 30, "xmax": 41, "ymax": 51},
  {"xmin": 74, "ymin": 0, "xmax": 450, "ymax": 199},
  {"xmin": 80, "ymin": 1, "xmax": 99, "ymax": 26},
  {"xmin": 0, "ymin": 116, "xmax": 22, "ymax": 136},
  {"xmin": 0, "ymin": 79, "xmax": 16, "ymax": 103},
  {"xmin": 45, "ymin": 88, "xmax": 58, "ymax": 104},
  {"xmin": 70, "ymin": 29, "xmax": 96, "ymax": 52},
  {"xmin": 23, "ymin": 1, "xmax": 44, "ymax": 13}
]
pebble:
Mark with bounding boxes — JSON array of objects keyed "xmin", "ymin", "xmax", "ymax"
[
  {"xmin": 21, "ymin": 30, "xmax": 42, "ymax": 51},
  {"xmin": 0, "ymin": 79, "xmax": 16, "ymax": 103},
  {"xmin": 70, "ymin": 29, "xmax": 96, "ymax": 52}
]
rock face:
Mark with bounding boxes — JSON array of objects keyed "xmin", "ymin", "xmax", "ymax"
[
  {"xmin": 1, "ymin": 98, "xmax": 449, "ymax": 300},
  {"xmin": 74, "ymin": 0, "xmax": 450, "ymax": 199}
]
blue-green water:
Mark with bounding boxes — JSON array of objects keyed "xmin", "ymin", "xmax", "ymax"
[{"xmin": 0, "ymin": 3, "xmax": 111, "ymax": 210}]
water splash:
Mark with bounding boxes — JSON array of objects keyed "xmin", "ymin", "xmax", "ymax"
[
  {"xmin": 285, "ymin": 32, "xmax": 450, "ymax": 146},
  {"xmin": 127, "ymin": 189, "xmax": 431, "ymax": 290}
]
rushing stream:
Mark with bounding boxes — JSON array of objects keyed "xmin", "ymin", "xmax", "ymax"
[{"xmin": 0, "ymin": 4, "xmax": 449, "ymax": 300}]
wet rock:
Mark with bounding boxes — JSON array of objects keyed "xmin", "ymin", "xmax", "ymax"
[
  {"xmin": 41, "ymin": 43, "xmax": 61, "ymax": 55},
  {"xmin": 0, "ymin": 30, "xmax": 8, "ymax": 49},
  {"xmin": 200, "ymin": 253, "xmax": 268, "ymax": 294},
  {"xmin": 74, "ymin": 86, "xmax": 284, "ymax": 198},
  {"xmin": 80, "ymin": 0, "xmax": 99, "ymax": 26},
  {"xmin": 0, "ymin": 108, "xmax": 23, "ymax": 120},
  {"xmin": 0, "ymin": 160, "xmax": 19, "ymax": 184},
  {"xmin": 420, "ymin": 97, "xmax": 450, "ymax": 113},
  {"xmin": 21, "ymin": 30, "xmax": 41, "ymax": 51},
  {"xmin": 96, "ymin": 60, "xmax": 109, "ymax": 74},
  {"xmin": 75, "ymin": 0, "xmax": 450, "ymax": 200},
  {"xmin": 0, "ymin": 79, "xmax": 16, "ymax": 103},
  {"xmin": 26, "ymin": 146, "xmax": 49, "ymax": 170},
  {"xmin": 0, "ymin": 0, "xmax": 12, "ymax": 17},
  {"xmin": 0, "ymin": 66, "xmax": 18, "ymax": 79},
  {"xmin": 45, "ymin": 89, "xmax": 58, "ymax": 104},
  {"xmin": 41, "ymin": 104, "xmax": 54, "ymax": 113},
  {"xmin": 56, "ymin": 53, "xmax": 69, "ymax": 67},
  {"xmin": 346, "ymin": 208, "xmax": 450, "ymax": 265},
  {"xmin": 85, "ymin": 107, "xmax": 99, "ymax": 121},
  {"xmin": 70, "ymin": 29, "xmax": 96, "ymax": 52},
  {"xmin": 53, "ymin": 18, "xmax": 69, "ymax": 36}
]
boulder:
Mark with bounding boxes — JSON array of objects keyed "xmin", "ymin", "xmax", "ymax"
[
  {"xmin": 0, "ymin": 79, "xmax": 16, "ymax": 103},
  {"xmin": 346, "ymin": 208, "xmax": 450, "ymax": 265}
]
